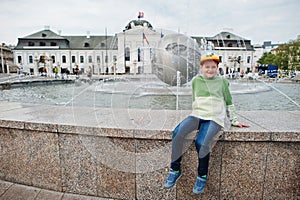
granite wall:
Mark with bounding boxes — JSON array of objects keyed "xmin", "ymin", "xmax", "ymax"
[{"xmin": 0, "ymin": 119, "xmax": 299, "ymax": 200}]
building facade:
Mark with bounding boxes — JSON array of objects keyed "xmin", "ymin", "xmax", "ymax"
[
  {"xmin": 1, "ymin": 43, "xmax": 16, "ymax": 74},
  {"xmin": 13, "ymin": 26, "xmax": 118, "ymax": 75},
  {"xmin": 13, "ymin": 18, "xmax": 255, "ymax": 77},
  {"xmin": 197, "ymin": 31, "xmax": 254, "ymax": 75}
]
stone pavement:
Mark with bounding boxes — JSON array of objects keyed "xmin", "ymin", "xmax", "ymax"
[{"xmin": 0, "ymin": 180, "xmax": 114, "ymax": 200}]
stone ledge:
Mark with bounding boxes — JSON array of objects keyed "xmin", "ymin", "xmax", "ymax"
[{"xmin": 0, "ymin": 109, "xmax": 299, "ymax": 142}]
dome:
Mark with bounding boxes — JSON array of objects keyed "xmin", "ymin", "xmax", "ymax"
[{"xmin": 124, "ymin": 19, "xmax": 153, "ymax": 31}]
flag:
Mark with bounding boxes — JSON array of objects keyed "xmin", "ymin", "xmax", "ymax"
[
  {"xmin": 143, "ymin": 33, "xmax": 150, "ymax": 46},
  {"xmin": 138, "ymin": 12, "xmax": 144, "ymax": 18}
]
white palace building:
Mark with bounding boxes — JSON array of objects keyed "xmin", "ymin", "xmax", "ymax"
[{"xmin": 13, "ymin": 15, "xmax": 255, "ymax": 77}]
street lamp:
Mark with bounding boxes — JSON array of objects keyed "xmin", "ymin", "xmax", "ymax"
[
  {"xmin": 1, "ymin": 44, "xmax": 4, "ymax": 74},
  {"xmin": 113, "ymin": 61, "xmax": 116, "ymax": 78},
  {"xmin": 47, "ymin": 57, "xmax": 53, "ymax": 77},
  {"xmin": 34, "ymin": 56, "xmax": 39, "ymax": 76},
  {"xmin": 133, "ymin": 60, "xmax": 137, "ymax": 75}
]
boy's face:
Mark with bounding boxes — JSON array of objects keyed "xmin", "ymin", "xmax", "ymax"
[{"xmin": 200, "ymin": 60, "xmax": 218, "ymax": 78}]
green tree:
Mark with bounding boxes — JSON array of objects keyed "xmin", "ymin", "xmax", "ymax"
[
  {"xmin": 257, "ymin": 52, "xmax": 275, "ymax": 65},
  {"xmin": 289, "ymin": 42, "xmax": 300, "ymax": 71},
  {"xmin": 258, "ymin": 41, "xmax": 300, "ymax": 71}
]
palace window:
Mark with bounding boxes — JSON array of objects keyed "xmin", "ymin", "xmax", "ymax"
[
  {"xmin": 125, "ymin": 47, "xmax": 130, "ymax": 61},
  {"xmin": 247, "ymin": 56, "xmax": 251, "ymax": 64},
  {"xmin": 88, "ymin": 55, "xmax": 93, "ymax": 63},
  {"xmin": 28, "ymin": 56, "xmax": 33, "ymax": 63},
  {"xmin": 138, "ymin": 48, "xmax": 141, "ymax": 62},
  {"xmin": 80, "ymin": 55, "xmax": 84, "ymax": 63},
  {"xmin": 40, "ymin": 42, "xmax": 46, "ymax": 46},
  {"xmin": 28, "ymin": 42, "xmax": 34, "ymax": 46},
  {"xmin": 18, "ymin": 56, "xmax": 22, "ymax": 64},
  {"xmin": 72, "ymin": 56, "xmax": 76, "ymax": 63},
  {"xmin": 51, "ymin": 56, "xmax": 55, "ymax": 63},
  {"xmin": 237, "ymin": 56, "xmax": 242, "ymax": 63},
  {"xmin": 62, "ymin": 55, "xmax": 66, "ymax": 63}
]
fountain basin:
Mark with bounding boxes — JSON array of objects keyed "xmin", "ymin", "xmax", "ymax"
[{"xmin": 0, "ymin": 101, "xmax": 299, "ymax": 199}]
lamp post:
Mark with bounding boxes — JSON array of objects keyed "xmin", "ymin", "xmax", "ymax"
[
  {"xmin": 43, "ymin": 56, "xmax": 52, "ymax": 77},
  {"xmin": 228, "ymin": 56, "xmax": 237, "ymax": 78},
  {"xmin": 113, "ymin": 61, "xmax": 116, "ymax": 79},
  {"xmin": 6, "ymin": 60, "xmax": 10, "ymax": 75},
  {"xmin": 34, "ymin": 56, "xmax": 39, "ymax": 76},
  {"xmin": 133, "ymin": 60, "xmax": 137, "ymax": 75},
  {"xmin": 1, "ymin": 44, "xmax": 4, "ymax": 74}
]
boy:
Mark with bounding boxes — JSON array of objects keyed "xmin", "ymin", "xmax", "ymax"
[{"xmin": 164, "ymin": 54, "xmax": 249, "ymax": 194}]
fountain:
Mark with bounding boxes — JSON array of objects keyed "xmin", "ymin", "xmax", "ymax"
[
  {"xmin": 152, "ymin": 33, "xmax": 201, "ymax": 86},
  {"xmin": 0, "ymin": 32, "xmax": 299, "ymax": 199}
]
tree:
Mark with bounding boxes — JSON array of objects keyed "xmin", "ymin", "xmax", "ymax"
[
  {"xmin": 257, "ymin": 52, "xmax": 275, "ymax": 65},
  {"xmin": 257, "ymin": 41, "xmax": 300, "ymax": 71}
]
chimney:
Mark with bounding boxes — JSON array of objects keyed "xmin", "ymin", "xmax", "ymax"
[
  {"xmin": 86, "ymin": 31, "xmax": 90, "ymax": 39},
  {"xmin": 58, "ymin": 30, "xmax": 62, "ymax": 35}
]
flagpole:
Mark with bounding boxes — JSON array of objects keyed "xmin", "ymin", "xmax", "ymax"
[
  {"xmin": 124, "ymin": 30, "xmax": 126, "ymax": 71},
  {"xmin": 142, "ymin": 32, "xmax": 144, "ymax": 73},
  {"xmin": 105, "ymin": 27, "xmax": 108, "ymax": 74}
]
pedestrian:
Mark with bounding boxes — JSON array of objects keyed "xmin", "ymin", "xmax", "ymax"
[
  {"xmin": 74, "ymin": 65, "xmax": 79, "ymax": 79},
  {"xmin": 87, "ymin": 66, "xmax": 92, "ymax": 79},
  {"xmin": 164, "ymin": 53, "xmax": 249, "ymax": 194},
  {"xmin": 66, "ymin": 68, "xmax": 70, "ymax": 79},
  {"xmin": 54, "ymin": 66, "xmax": 59, "ymax": 79}
]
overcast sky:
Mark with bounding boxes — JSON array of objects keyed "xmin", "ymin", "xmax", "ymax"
[{"xmin": 1, "ymin": 0, "xmax": 299, "ymax": 46}]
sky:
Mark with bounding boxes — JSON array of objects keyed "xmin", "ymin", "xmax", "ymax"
[{"xmin": 1, "ymin": 0, "xmax": 300, "ymax": 46}]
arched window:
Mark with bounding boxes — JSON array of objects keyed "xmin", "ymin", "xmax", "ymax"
[
  {"xmin": 247, "ymin": 56, "xmax": 251, "ymax": 64},
  {"xmin": 125, "ymin": 47, "xmax": 130, "ymax": 61},
  {"xmin": 62, "ymin": 55, "xmax": 66, "ymax": 63},
  {"xmin": 51, "ymin": 56, "xmax": 55, "ymax": 63},
  {"xmin": 18, "ymin": 56, "xmax": 22, "ymax": 64},
  {"xmin": 237, "ymin": 56, "xmax": 242, "ymax": 64},
  {"xmin": 80, "ymin": 55, "xmax": 84, "ymax": 63},
  {"xmin": 88, "ymin": 55, "xmax": 93, "ymax": 63},
  {"xmin": 138, "ymin": 48, "xmax": 141, "ymax": 62},
  {"xmin": 228, "ymin": 43, "xmax": 233, "ymax": 47},
  {"xmin": 28, "ymin": 55, "xmax": 33, "ymax": 63}
]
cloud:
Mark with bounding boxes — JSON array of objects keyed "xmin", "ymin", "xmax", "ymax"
[{"xmin": 1, "ymin": 0, "xmax": 299, "ymax": 45}]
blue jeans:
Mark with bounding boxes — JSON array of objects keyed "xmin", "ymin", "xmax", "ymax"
[{"xmin": 170, "ymin": 116, "xmax": 221, "ymax": 176}]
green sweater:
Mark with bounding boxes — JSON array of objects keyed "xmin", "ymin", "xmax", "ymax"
[{"xmin": 190, "ymin": 75, "xmax": 239, "ymax": 127}]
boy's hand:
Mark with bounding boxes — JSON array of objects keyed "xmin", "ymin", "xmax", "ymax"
[{"xmin": 235, "ymin": 123, "xmax": 250, "ymax": 128}]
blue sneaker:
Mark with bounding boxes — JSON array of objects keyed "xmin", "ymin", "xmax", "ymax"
[
  {"xmin": 192, "ymin": 176, "xmax": 207, "ymax": 194},
  {"xmin": 164, "ymin": 170, "xmax": 181, "ymax": 189}
]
